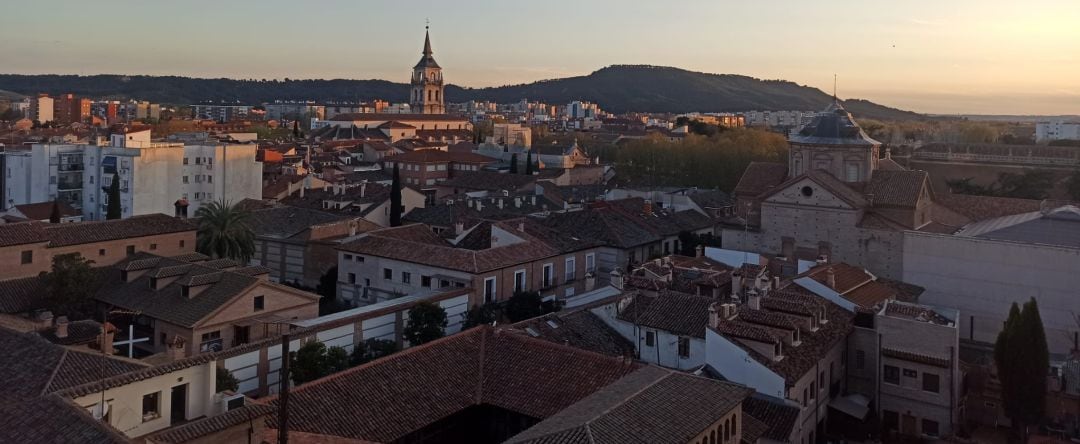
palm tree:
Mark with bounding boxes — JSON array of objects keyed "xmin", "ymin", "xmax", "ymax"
[{"xmin": 195, "ymin": 199, "xmax": 256, "ymax": 262}]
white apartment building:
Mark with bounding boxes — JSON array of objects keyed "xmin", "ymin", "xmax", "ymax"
[
  {"xmin": 1, "ymin": 128, "xmax": 262, "ymax": 220},
  {"xmin": 1035, "ymin": 121, "xmax": 1080, "ymax": 143}
]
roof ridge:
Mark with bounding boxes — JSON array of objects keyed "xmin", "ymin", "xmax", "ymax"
[
  {"xmin": 41, "ymin": 348, "xmax": 69, "ymax": 396},
  {"xmin": 267, "ymin": 327, "xmax": 490, "ymax": 401}
]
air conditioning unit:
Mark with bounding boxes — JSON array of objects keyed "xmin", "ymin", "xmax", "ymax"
[{"xmin": 216, "ymin": 392, "xmax": 245, "ymax": 414}]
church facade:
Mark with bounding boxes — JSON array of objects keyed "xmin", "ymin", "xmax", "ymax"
[{"xmin": 722, "ymin": 100, "xmax": 946, "ymax": 280}]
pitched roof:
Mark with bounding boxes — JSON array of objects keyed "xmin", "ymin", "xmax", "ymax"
[
  {"xmin": 248, "ymin": 205, "xmax": 355, "ymax": 240},
  {"xmin": 146, "ymin": 404, "xmax": 276, "ymax": 444},
  {"xmin": 865, "ymin": 170, "xmax": 929, "ymax": 207},
  {"xmin": 94, "ymin": 253, "xmax": 317, "ymax": 328},
  {"xmin": 506, "ymin": 366, "xmax": 752, "ymax": 444},
  {"xmin": 617, "ymin": 291, "xmax": 716, "ymax": 338},
  {"xmin": 338, "ymin": 221, "xmax": 591, "ymax": 274},
  {"xmin": 263, "ymin": 326, "xmax": 639, "ymax": 443},
  {"xmin": 383, "ymin": 149, "xmax": 495, "ymax": 164},
  {"xmin": 508, "ymin": 310, "xmax": 635, "ymax": 357},
  {"xmin": 437, "ymin": 170, "xmax": 536, "ymax": 191},
  {"xmin": 14, "ymin": 201, "xmax": 79, "ymax": 221},
  {"xmin": 329, "ymin": 113, "xmax": 468, "ymax": 122},
  {"xmin": 733, "ymin": 162, "xmax": 788, "ymax": 197},
  {"xmin": 0, "ymin": 214, "xmax": 196, "ymax": 248},
  {"xmin": 0, "ymin": 394, "xmax": 130, "ymax": 444},
  {"xmin": 0, "ymin": 327, "xmax": 148, "ymax": 403},
  {"xmin": 0, "ymin": 274, "xmax": 47, "ymax": 314},
  {"xmin": 740, "ymin": 396, "xmax": 800, "ymax": 442},
  {"xmin": 934, "ymin": 192, "xmax": 1045, "ymax": 222},
  {"xmin": 763, "ymin": 169, "xmax": 869, "ymax": 208}
]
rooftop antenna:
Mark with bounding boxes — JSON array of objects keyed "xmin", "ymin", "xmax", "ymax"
[{"xmin": 833, "ymin": 74, "xmax": 838, "ymax": 103}]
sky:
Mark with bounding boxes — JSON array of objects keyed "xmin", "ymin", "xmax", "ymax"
[{"xmin": 2, "ymin": 0, "xmax": 1079, "ymax": 115}]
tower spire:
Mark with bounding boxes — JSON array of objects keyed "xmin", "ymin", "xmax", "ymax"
[
  {"xmin": 832, "ymin": 74, "xmax": 839, "ymax": 104},
  {"xmin": 423, "ymin": 20, "xmax": 432, "ymax": 56}
]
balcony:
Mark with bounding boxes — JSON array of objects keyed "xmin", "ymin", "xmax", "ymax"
[{"xmin": 58, "ymin": 163, "xmax": 83, "ymax": 172}]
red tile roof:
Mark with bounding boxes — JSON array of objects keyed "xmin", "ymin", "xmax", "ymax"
[
  {"xmin": 733, "ymin": 162, "xmax": 788, "ymax": 197},
  {"xmin": 382, "ymin": 149, "xmax": 495, "ymax": 164},
  {"xmin": 263, "ymin": 326, "xmax": 638, "ymax": 443}
]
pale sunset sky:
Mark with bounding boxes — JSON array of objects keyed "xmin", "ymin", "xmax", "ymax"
[{"xmin": 2, "ymin": 0, "xmax": 1079, "ymax": 115}]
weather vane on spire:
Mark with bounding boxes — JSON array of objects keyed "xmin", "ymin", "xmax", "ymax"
[{"xmin": 426, "ymin": 18, "xmax": 430, "ymax": 30}]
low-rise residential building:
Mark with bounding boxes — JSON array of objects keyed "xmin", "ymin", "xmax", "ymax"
[
  {"xmin": 0, "ymin": 213, "xmax": 195, "ymax": 281},
  {"xmin": 4, "ymin": 201, "xmax": 82, "ymax": 222},
  {"xmin": 537, "ymin": 197, "xmax": 717, "ymax": 276},
  {"xmin": 1036, "ymin": 120, "xmax": 1080, "ymax": 143},
  {"xmin": 335, "ymin": 219, "xmax": 603, "ymax": 307},
  {"xmin": 89, "ymin": 253, "xmax": 320, "ymax": 357}
]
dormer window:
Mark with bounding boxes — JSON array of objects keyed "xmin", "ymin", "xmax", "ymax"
[{"xmin": 774, "ymin": 341, "xmax": 783, "ymax": 359}]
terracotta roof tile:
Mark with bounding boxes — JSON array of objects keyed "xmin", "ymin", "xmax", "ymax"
[
  {"xmin": 264, "ymin": 326, "xmax": 638, "ymax": 442},
  {"xmin": 733, "ymin": 162, "xmax": 788, "ymax": 197}
]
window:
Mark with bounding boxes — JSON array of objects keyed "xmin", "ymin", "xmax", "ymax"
[
  {"xmin": 565, "ymin": 257, "xmax": 576, "ymax": 282},
  {"xmin": 126, "ymin": 245, "xmax": 135, "ymax": 255},
  {"xmin": 383, "ymin": 268, "xmax": 393, "ymax": 280},
  {"xmin": 355, "ymin": 256, "xmax": 365, "ymax": 263},
  {"xmin": 347, "ymin": 273, "xmax": 356, "ymax": 284},
  {"xmin": 344, "ymin": 254, "xmax": 353, "ymax": 261},
  {"xmin": 20, "ymin": 250, "xmax": 32, "ymax": 265},
  {"xmin": 183, "ymin": 157, "xmax": 189, "ymax": 165},
  {"xmin": 903, "ymin": 368, "xmax": 918, "ymax": 378},
  {"xmin": 645, "ymin": 330, "xmax": 655, "ymax": 347},
  {"xmin": 402, "ymin": 272, "xmax": 411, "ymax": 284},
  {"xmin": 922, "ymin": 419, "xmax": 939, "ymax": 437},
  {"xmin": 150, "ymin": 243, "xmax": 157, "ymax": 250},
  {"xmin": 253, "ymin": 295, "xmax": 264, "ymax": 311},
  {"xmin": 514, "ymin": 270, "xmax": 526, "ymax": 293},
  {"xmin": 180, "ymin": 240, "xmax": 185, "ymax": 248},
  {"xmin": 884, "ymin": 365, "xmax": 900, "ymax": 385},
  {"xmin": 819, "ymin": 370, "xmax": 826, "ymax": 390},
  {"xmin": 99, "ymin": 249, "xmax": 106, "ymax": 256},
  {"xmin": 810, "ymin": 381, "xmax": 816, "ymax": 400},
  {"xmin": 855, "ymin": 350, "xmax": 865, "ymax": 370},
  {"xmin": 677, "ymin": 337, "xmax": 690, "ymax": 358},
  {"xmin": 483, "ymin": 277, "xmax": 497, "ymax": 303},
  {"xmin": 542, "ymin": 263, "xmax": 554, "ymax": 288},
  {"xmin": 923, "ymin": 373, "xmax": 940, "ymax": 393},
  {"xmin": 585, "ymin": 253, "xmax": 596, "ymax": 273},
  {"xmin": 845, "ymin": 163, "xmax": 860, "ymax": 182},
  {"xmin": 142, "ymin": 392, "xmax": 161, "ymax": 421},
  {"xmin": 802, "ymin": 388, "xmax": 808, "ymax": 407},
  {"xmin": 182, "ymin": 175, "xmax": 189, "ymax": 184}
]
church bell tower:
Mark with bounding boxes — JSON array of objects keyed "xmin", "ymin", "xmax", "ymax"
[{"xmin": 410, "ymin": 26, "xmax": 445, "ymax": 114}]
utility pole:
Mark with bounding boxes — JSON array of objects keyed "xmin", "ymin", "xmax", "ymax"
[{"xmin": 277, "ymin": 333, "xmax": 290, "ymax": 444}]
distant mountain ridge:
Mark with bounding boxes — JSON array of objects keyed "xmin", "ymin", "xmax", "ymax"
[{"xmin": 0, "ymin": 65, "xmax": 924, "ymax": 120}]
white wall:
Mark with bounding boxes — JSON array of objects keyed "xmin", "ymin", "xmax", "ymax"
[
  {"xmin": 704, "ymin": 329, "xmax": 787, "ymax": 399},
  {"xmin": 72, "ymin": 361, "xmax": 216, "ymax": 438},
  {"xmin": 903, "ymin": 232, "xmax": 1080, "ymax": 353},
  {"xmin": 590, "ymin": 303, "xmax": 706, "ymax": 370}
]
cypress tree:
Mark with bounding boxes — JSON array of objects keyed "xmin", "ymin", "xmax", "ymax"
[
  {"xmin": 995, "ymin": 299, "xmax": 1049, "ymax": 440},
  {"xmin": 525, "ymin": 151, "xmax": 534, "ymax": 175},
  {"xmin": 105, "ymin": 174, "xmax": 122, "ymax": 220},
  {"xmin": 509, "ymin": 153, "xmax": 519, "ymax": 174},
  {"xmin": 389, "ymin": 163, "xmax": 402, "ymax": 227}
]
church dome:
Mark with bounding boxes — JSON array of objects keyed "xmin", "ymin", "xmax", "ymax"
[{"xmin": 790, "ymin": 100, "xmax": 880, "ymax": 146}]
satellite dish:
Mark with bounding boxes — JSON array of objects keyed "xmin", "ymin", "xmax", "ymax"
[{"xmin": 91, "ymin": 402, "xmax": 109, "ymax": 420}]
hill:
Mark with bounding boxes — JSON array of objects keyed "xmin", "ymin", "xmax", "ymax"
[{"xmin": 0, "ymin": 65, "xmax": 924, "ymax": 120}]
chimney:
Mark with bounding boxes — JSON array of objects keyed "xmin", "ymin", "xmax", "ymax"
[
  {"xmin": 748, "ymin": 289, "xmax": 761, "ymax": 310},
  {"xmin": 98, "ymin": 322, "xmax": 117, "ymax": 355},
  {"xmin": 517, "ymin": 221, "xmax": 525, "ymax": 232},
  {"xmin": 816, "ymin": 255, "xmax": 828, "ymax": 266},
  {"xmin": 643, "ymin": 199, "xmax": 653, "ymax": 215},
  {"xmin": 773, "ymin": 276, "xmax": 780, "ymax": 290},
  {"xmin": 695, "ymin": 244, "xmax": 704, "ymax": 258},
  {"xmin": 585, "ymin": 272, "xmax": 596, "ymax": 292},
  {"xmin": 497, "ymin": 199, "xmax": 504, "ymax": 209},
  {"xmin": 708, "ymin": 302, "xmax": 720, "ymax": 329},
  {"xmin": 54, "ymin": 316, "xmax": 69, "ymax": 339},
  {"xmin": 166, "ymin": 335, "xmax": 187, "ymax": 361},
  {"xmin": 730, "ymin": 272, "xmax": 742, "ymax": 299},
  {"xmin": 885, "ymin": 147, "xmax": 892, "ymax": 160},
  {"xmin": 454, "ymin": 222, "xmax": 464, "ymax": 235},
  {"xmin": 610, "ymin": 268, "xmax": 624, "ymax": 290},
  {"xmin": 825, "ymin": 268, "xmax": 837, "ymax": 290},
  {"xmin": 348, "ymin": 221, "xmax": 358, "ymax": 237},
  {"xmin": 531, "ymin": 195, "xmax": 537, "ymax": 205},
  {"xmin": 360, "ymin": 182, "xmax": 367, "ymax": 198},
  {"xmin": 515, "ymin": 197, "xmax": 522, "ymax": 208}
]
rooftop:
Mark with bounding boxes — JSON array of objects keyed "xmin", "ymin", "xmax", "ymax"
[
  {"xmin": 262, "ymin": 326, "xmax": 639, "ymax": 443},
  {"xmin": 0, "ymin": 213, "xmax": 195, "ymax": 248}
]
